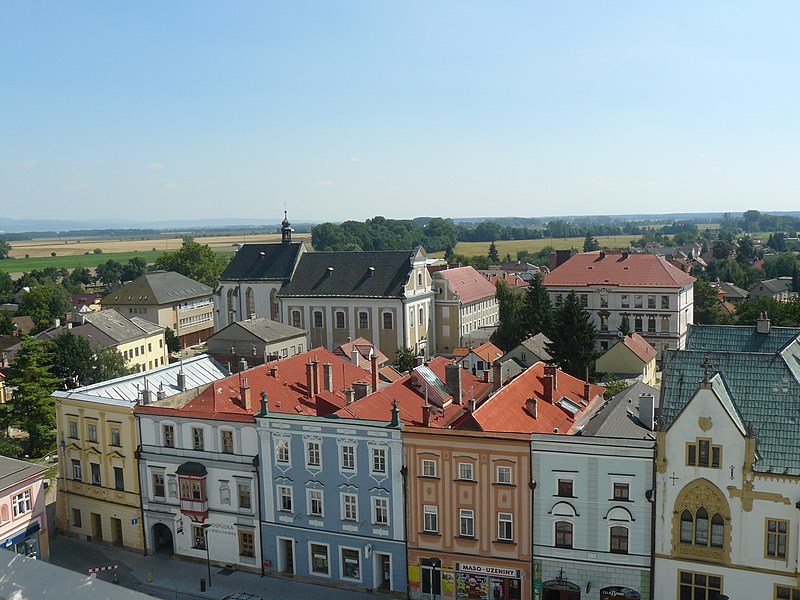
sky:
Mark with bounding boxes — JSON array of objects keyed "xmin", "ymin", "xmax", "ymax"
[{"xmin": 2, "ymin": 2, "xmax": 800, "ymax": 224}]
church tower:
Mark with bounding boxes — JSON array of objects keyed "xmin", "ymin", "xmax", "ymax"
[{"xmin": 281, "ymin": 211, "xmax": 293, "ymax": 244}]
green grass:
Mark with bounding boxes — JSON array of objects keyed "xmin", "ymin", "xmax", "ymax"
[
  {"xmin": 429, "ymin": 235, "xmax": 642, "ymax": 258},
  {"xmin": 0, "ymin": 250, "xmax": 234, "ymax": 274}
]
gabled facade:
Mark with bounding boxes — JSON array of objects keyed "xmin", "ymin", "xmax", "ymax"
[
  {"xmin": 595, "ymin": 332, "xmax": 658, "ymax": 387},
  {"xmin": 500, "ymin": 332, "xmax": 552, "ymax": 370},
  {"xmin": 206, "ymin": 316, "xmax": 309, "ymax": 364},
  {"xmin": 257, "ymin": 409, "xmax": 405, "ymax": 593},
  {"xmin": 455, "ymin": 341, "xmax": 504, "ymax": 377},
  {"xmin": 0, "ymin": 456, "xmax": 49, "ymax": 560}
]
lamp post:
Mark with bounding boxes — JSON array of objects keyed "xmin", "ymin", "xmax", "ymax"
[{"xmin": 201, "ymin": 523, "xmax": 212, "ymax": 588}]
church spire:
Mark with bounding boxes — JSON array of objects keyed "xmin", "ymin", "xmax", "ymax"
[{"xmin": 281, "ymin": 210, "xmax": 293, "ymax": 244}]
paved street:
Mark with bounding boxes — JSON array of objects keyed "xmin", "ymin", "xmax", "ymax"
[{"xmin": 49, "ymin": 535, "xmax": 395, "ymax": 600}]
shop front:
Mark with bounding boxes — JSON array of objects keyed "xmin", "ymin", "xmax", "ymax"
[
  {"xmin": 1, "ymin": 522, "xmax": 42, "ymax": 559},
  {"xmin": 456, "ymin": 562, "xmax": 522, "ymax": 600}
]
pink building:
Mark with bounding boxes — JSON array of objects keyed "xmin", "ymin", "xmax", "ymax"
[{"xmin": 0, "ymin": 456, "xmax": 49, "ymax": 559}]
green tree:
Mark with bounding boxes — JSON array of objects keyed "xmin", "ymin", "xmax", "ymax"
[
  {"xmin": 394, "ymin": 346, "xmax": 417, "ymax": 373},
  {"xmin": 95, "ymin": 259, "xmax": 125, "ymax": 288},
  {"xmin": 764, "ymin": 253, "xmax": 798, "ymax": 278},
  {"xmin": 491, "ymin": 280, "xmax": 527, "ymax": 351},
  {"xmin": 523, "ymin": 273, "xmax": 553, "ymax": 338},
  {"xmin": 602, "ymin": 376, "xmax": 628, "ymax": 400},
  {"xmin": 154, "ymin": 240, "xmax": 228, "ymax": 287},
  {"xmin": 735, "ymin": 236, "xmax": 756, "ymax": 265},
  {"xmin": 488, "ymin": 241, "xmax": 500, "ymax": 263},
  {"xmin": 6, "ymin": 336, "xmax": 60, "ymax": 456},
  {"xmin": 17, "ymin": 284, "xmax": 71, "ymax": 332},
  {"xmin": 618, "ymin": 314, "xmax": 631, "ymax": 336},
  {"xmin": 546, "ymin": 292, "xmax": 597, "ymax": 379},
  {"xmin": 0, "ymin": 237, "xmax": 10, "ymax": 260},
  {"xmin": 693, "ymin": 279, "xmax": 722, "ymax": 325},
  {"xmin": 165, "ymin": 327, "xmax": 181, "ymax": 353},
  {"xmin": 711, "ymin": 239, "xmax": 732, "ymax": 260},
  {"xmin": 0, "ymin": 311, "xmax": 13, "ymax": 335},
  {"xmin": 122, "ymin": 257, "xmax": 148, "ymax": 282},
  {"xmin": 89, "ymin": 346, "xmax": 133, "ymax": 384},
  {"xmin": 0, "ymin": 272, "xmax": 13, "ymax": 300},
  {"xmin": 583, "ymin": 232, "xmax": 600, "ymax": 252},
  {"xmin": 50, "ymin": 331, "xmax": 95, "ymax": 389}
]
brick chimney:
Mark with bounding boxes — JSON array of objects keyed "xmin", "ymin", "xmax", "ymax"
[
  {"xmin": 312, "ymin": 357, "xmax": 320, "ymax": 395},
  {"xmin": 422, "ymin": 404, "xmax": 432, "ymax": 427},
  {"xmin": 323, "ymin": 363, "xmax": 334, "ymax": 392},
  {"xmin": 543, "ymin": 373, "xmax": 554, "ymax": 404},
  {"xmin": 544, "ymin": 365, "xmax": 558, "ymax": 391},
  {"xmin": 345, "ymin": 387, "xmax": 355, "ymax": 405},
  {"xmin": 269, "ymin": 365, "xmax": 279, "ymax": 378},
  {"xmin": 240, "ymin": 377, "xmax": 252, "ymax": 412},
  {"xmin": 371, "ymin": 353, "xmax": 379, "ymax": 393},
  {"xmin": 493, "ymin": 361, "xmax": 503, "ymax": 392},
  {"xmin": 525, "ymin": 397, "xmax": 538, "ymax": 419},
  {"xmin": 757, "ymin": 312, "xmax": 771, "ymax": 335},
  {"xmin": 353, "ymin": 381, "xmax": 369, "ymax": 400},
  {"xmin": 305, "ymin": 361, "xmax": 314, "ymax": 399},
  {"xmin": 445, "ymin": 363, "xmax": 462, "ymax": 404},
  {"xmin": 583, "ymin": 382, "xmax": 592, "ymax": 402}
]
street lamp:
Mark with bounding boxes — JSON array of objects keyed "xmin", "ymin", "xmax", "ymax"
[{"xmin": 201, "ymin": 523, "xmax": 212, "ymax": 588}]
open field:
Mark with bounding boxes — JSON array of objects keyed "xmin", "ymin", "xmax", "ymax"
[
  {"xmin": 0, "ymin": 251, "xmax": 188, "ymax": 274},
  {"xmin": 8, "ymin": 232, "xmax": 311, "ymax": 259},
  {"xmin": 429, "ymin": 235, "xmax": 642, "ymax": 258}
]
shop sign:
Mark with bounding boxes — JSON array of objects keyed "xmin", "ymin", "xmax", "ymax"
[
  {"xmin": 600, "ymin": 587, "xmax": 641, "ymax": 600},
  {"xmin": 456, "ymin": 563, "xmax": 521, "ymax": 579}
]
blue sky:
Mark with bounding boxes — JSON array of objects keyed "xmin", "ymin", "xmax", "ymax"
[{"xmin": 2, "ymin": 2, "xmax": 799, "ymax": 223}]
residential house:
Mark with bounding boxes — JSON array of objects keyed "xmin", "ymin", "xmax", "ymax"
[
  {"xmin": 543, "ymin": 250, "xmax": 695, "ymax": 359},
  {"xmin": 0, "ymin": 455, "xmax": 49, "ymax": 559},
  {"xmin": 455, "ymin": 341, "xmax": 504, "ymax": 377},
  {"xmin": 499, "ymin": 333, "xmax": 553, "ymax": 370},
  {"xmin": 206, "ymin": 316, "xmax": 309, "ymax": 367},
  {"xmin": 257, "ymin": 408, "xmax": 406, "ymax": 593},
  {"xmin": 532, "ymin": 435, "xmax": 655, "ymax": 600},
  {"xmin": 332, "ymin": 337, "xmax": 389, "ymax": 373},
  {"xmin": 101, "ymin": 271, "xmax": 215, "ymax": 347},
  {"xmin": 431, "ymin": 266, "xmax": 499, "ymax": 355},
  {"xmin": 135, "ymin": 374, "xmax": 260, "ymax": 570},
  {"xmin": 655, "ymin": 318, "xmax": 800, "ymax": 598},
  {"xmin": 54, "ymin": 355, "xmax": 229, "ymax": 551},
  {"xmin": 712, "ymin": 281, "xmax": 748, "ymax": 305},
  {"xmin": 580, "ymin": 380, "xmax": 660, "ymax": 440},
  {"xmin": 595, "ymin": 332, "xmax": 658, "ymax": 387},
  {"xmin": 404, "ymin": 427, "xmax": 531, "ymax": 600},
  {"xmin": 748, "ymin": 277, "xmax": 792, "ymax": 302}
]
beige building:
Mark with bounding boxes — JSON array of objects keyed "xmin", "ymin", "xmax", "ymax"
[
  {"xmin": 54, "ymin": 355, "xmax": 229, "ymax": 552},
  {"xmin": 431, "ymin": 266, "xmax": 498, "ymax": 355},
  {"xmin": 595, "ymin": 332, "xmax": 658, "ymax": 387},
  {"xmin": 101, "ymin": 271, "xmax": 214, "ymax": 347},
  {"xmin": 206, "ymin": 316, "xmax": 309, "ymax": 365}
]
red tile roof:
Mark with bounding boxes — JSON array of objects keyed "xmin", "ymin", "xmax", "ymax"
[
  {"xmin": 335, "ymin": 357, "xmax": 492, "ymax": 427},
  {"xmin": 459, "ymin": 362, "xmax": 604, "ymax": 434},
  {"xmin": 467, "ymin": 342, "xmax": 504, "ymax": 366},
  {"xmin": 620, "ymin": 333, "xmax": 657, "ymax": 364},
  {"xmin": 436, "ymin": 266, "xmax": 498, "ymax": 304},
  {"xmin": 543, "ymin": 250, "xmax": 694, "ymax": 288}
]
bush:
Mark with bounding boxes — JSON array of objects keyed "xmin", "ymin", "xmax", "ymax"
[
  {"xmin": 50, "ymin": 252, "xmax": 56, "ymax": 257},
  {"xmin": 93, "ymin": 248, "xmax": 103, "ymax": 254}
]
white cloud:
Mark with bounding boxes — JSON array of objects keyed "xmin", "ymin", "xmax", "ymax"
[
  {"xmin": 165, "ymin": 182, "xmax": 182, "ymax": 190},
  {"xmin": 147, "ymin": 163, "xmax": 166, "ymax": 170},
  {"xmin": 315, "ymin": 181, "xmax": 336, "ymax": 188}
]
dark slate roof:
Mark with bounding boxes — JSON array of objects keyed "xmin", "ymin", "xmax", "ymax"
[
  {"xmin": 103, "ymin": 271, "xmax": 212, "ymax": 306},
  {"xmin": 750, "ymin": 278, "xmax": 790, "ymax": 295},
  {"xmin": 0, "ymin": 455, "xmax": 47, "ymax": 491},
  {"xmin": 208, "ymin": 317, "xmax": 307, "ymax": 344},
  {"xmin": 581, "ymin": 381, "xmax": 659, "ymax": 439},
  {"xmin": 716, "ymin": 281, "xmax": 748, "ymax": 300},
  {"xmin": 176, "ymin": 461, "xmax": 207, "ymax": 476},
  {"xmin": 686, "ymin": 323, "xmax": 800, "ymax": 354},
  {"xmin": 660, "ymin": 339, "xmax": 800, "ymax": 474},
  {"xmin": 520, "ymin": 333, "xmax": 552, "ymax": 361},
  {"xmin": 220, "ymin": 243, "xmax": 304, "ymax": 281},
  {"xmin": 83, "ymin": 309, "xmax": 158, "ymax": 343},
  {"xmin": 279, "ymin": 251, "xmax": 414, "ymax": 298}
]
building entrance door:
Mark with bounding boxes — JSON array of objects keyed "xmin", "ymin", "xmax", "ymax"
[
  {"xmin": 543, "ymin": 578, "xmax": 580, "ymax": 600},
  {"xmin": 421, "ymin": 562, "xmax": 442, "ymax": 599},
  {"xmin": 111, "ymin": 518, "xmax": 123, "ymax": 546},
  {"xmin": 281, "ymin": 538, "xmax": 294, "ymax": 575},
  {"xmin": 91, "ymin": 513, "xmax": 103, "ymax": 542},
  {"xmin": 376, "ymin": 553, "xmax": 391, "ymax": 591}
]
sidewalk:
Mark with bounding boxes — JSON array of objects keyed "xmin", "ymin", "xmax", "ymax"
[{"xmin": 50, "ymin": 535, "xmax": 395, "ymax": 600}]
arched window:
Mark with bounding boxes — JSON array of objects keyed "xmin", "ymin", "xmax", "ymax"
[
  {"xmin": 245, "ymin": 288, "xmax": 255, "ymax": 319},
  {"xmin": 555, "ymin": 521, "xmax": 573, "ymax": 549},
  {"xmin": 694, "ymin": 507, "xmax": 709, "ymax": 545},
  {"xmin": 0, "ymin": 505, "xmax": 8, "ymax": 522},
  {"xmin": 270, "ymin": 288, "xmax": 279, "ymax": 321},
  {"xmin": 711, "ymin": 513, "xmax": 724, "ymax": 548},
  {"xmin": 227, "ymin": 289, "xmax": 236, "ymax": 323},
  {"xmin": 610, "ymin": 526, "xmax": 628, "ymax": 554},
  {"xmin": 673, "ymin": 479, "xmax": 730, "ymax": 557},
  {"xmin": 680, "ymin": 510, "xmax": 693, "ymax": 543},
  {"xmin": 679, "ymin": 507, "xmax": 726, "ymax": 549}
]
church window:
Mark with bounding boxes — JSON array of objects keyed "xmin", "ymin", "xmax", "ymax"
[
  {"xmin": 382, "ymin": 312, "xmax": 393, "ymax": 330},
  {"xmin": 335, "ymin": 311, "xmax": 345, "ymax": 329},
  {"xmin": 766, "ymin": 518, "xmax": 788, "ymax": 559},
  {"xmin": 291, "ymin": 310, "xmax": 301, "ymax": 328},
  {"xmin": 313, "ymin": 311, "xmax": 323, "ymax": 329},
  {"xmin": 358, "ymin": 311, "xmax": 368, "ymax": 329},
  {"xmin": 245, "ymin": 287, "xmax": 255, "ymax": 318},
  {"xmin": 686, "ymin": 438, "xmax": 721, "ymax": 468}
]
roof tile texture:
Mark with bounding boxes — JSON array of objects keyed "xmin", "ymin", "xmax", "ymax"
[{"xmin": 543, "ymin": 250, "xmax": 694, "ymax": 288}]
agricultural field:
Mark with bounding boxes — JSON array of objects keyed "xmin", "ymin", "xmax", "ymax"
[{"xmin": 429, "ymin": 235, "xmax": 642, "ymax": 259}]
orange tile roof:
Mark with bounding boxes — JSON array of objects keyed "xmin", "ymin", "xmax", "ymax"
[
  {"xmin": 332, "ymin": 337, "xmax": 389, "ymax": 369},
  {"xmin": 461, "ymin": 362, "xmax": 604, "ymax": 434},
  {"xmin": 436, "ymin": 266, "xmax": 498, "ymax": 304},
  {"xmin": 620, "ymin": 333, "xmax": 657, "ymax": 364},
  {"xmin": 468, "ymin": 342, "xmax": 504, "ymax": 366},
  {"xmin": 544, "ymin": 250, "xmax": 694, "ymax": 288},
  {"xmin": 452, "ymin": 347, "xmax": 471, "ymax": 358},
  {"xmin": 335, "ymin": 357, "xmax": 492, "ymax": 427}
]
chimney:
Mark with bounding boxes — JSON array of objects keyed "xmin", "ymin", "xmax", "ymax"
[
  {"xmin": 493, "ymin": 361, "xmax": 503, "ymax": 392},
  {"xmin": 156, "ymin": 383, "xmax": 166, "ymax": 401},
  {"xmin": 240, "ymin": 377, "xmax": 252, "ymax": 412},
  {"xmin": 238, "ymin": 357, "xmax": 248, "ymax": 373},
  {"xmin": 469, "ymin": 398, "xmax": 477, "ymax": 412},
  {"xmin": 259, "ymin": 391, "xmax": 269, "ymax": 415},
  {"xmin": 353, "ymin": 381, "xmax": 369, "ymax": 400},
  {"xmin": 270, "ymin": 365, "xmax": 279, "ymax": 378},
  {"xmin": 544, "ymin": 365, "xmax": 558, "ymax": 391},
  {"xmin": 583, "ymin": 382, "xmax": 592, "ymax": 402},
  {"xmin": 543, "ymin": 374, "xmax": 554, "ymax": 404},
  {"xmin": 305, "ymin": 361, "xmax": 314, "ymax": 399},
  {"xmin": 312, "ymin": 357, "xmax": 320, "ymax": 395},
  {"xmin": 390, "ymin": 400, "xmax": 400, "ymax": 427},
  {"xmin": 757, "ymin": 312, "xmax": 771, "ymax": 335},
  {"xmin": 323, "ymin": 363, "xmax": 334, "ymax": 392},
  {"xmin": 351, "ymin": 348, "xmax": 360, "ymax": 368},
  {"xmin": 67, "ymin": 322, "xmax": 72, "ymax": 330},
  {"xmin": 445, "ymin": 363, "xmax": 463, "ymax": 404},
  {"xmin": 483, "ymin": 370, "xmax": 490, "ymax": 383},
  {"xmin": 370, "ymin": 353, "xmax": 379, "ymax": 393},
  {"xmin": 141, "ymin": 387, "xmax": 152, "ymax": 405},
  {"xmin": 177, "ymin": 368, "xmax": 186, "ymax": 392},
  {"xmin": 422, "ymin": 404, "xmax": 432, "ymax": 427},
  {"xmin": 599, "ymin": 251, "xmax": 606, "ymax": 259},
  {"xmin": 525, "ymin": 397, "xmax": 538, "ymax": 419},
  {"xmin": 345, "ymin": 387, "xmax": 355, "ymax": 405},
  {"xmin": 622, "ymin": 250, "xmax": 629, "ymax": 259},
  {"xmin": 639, "ymin": 393, "xmax": 655, "ymax": 431},
  {"xmin": 54, "ymin": 317, "xmax": 61, "ymax": 328},
  {"xmin": 415, "ymin": 356, "xmax": 425, "ymax": 367}
]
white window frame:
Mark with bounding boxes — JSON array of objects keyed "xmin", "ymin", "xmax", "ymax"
[
  {"xmin": 278, "ymin": 485, "xmax": 293, "ymax": 512},
  {"xmin": 423, "ymin": 505, "xmax": 439, "ymax": 533},
  {"xmin": 307, "ymin": 489, "xmax": 324, "ymax": 517},
  {"xmin": 496, "ymin": 465, "xmax": 513, "ymax": 485},
  {"xmin": 163, "ymin": 423, "xmax": 175, "ymax": 447},
  {"xmin": 460, "ymin": 509, "xmax": 475, "ymax": 537},
  {"xmin": 422, "ymin": 459, "xmax": 437, "ymax": 478},
  {"xmin": 192, "ymin": 427, "xmax": 204, "ymax": 451},
  {"xmin": 371, "ymin": 447, "xmax": 387, "ymax": 475},
  {"xmin": 306, "ymin": 440, "xmax": 322, "ymax": 468},
  {"xmin": 275, "ymin": 438, "xmax": 290, "ymax": 465},
  {"xmin": 498, "ymin": 512, "xmax": 513, "ymax": 541},
  {"xmin": 340, "ymin": 444, "xmax": 356, "ymax": 472},
  {"xmin": 341, "ymin": 492, "xmax": 358, "ymax": 521},
  {"xmin": 458, "ymin": 462, "xmax": 474, "ymax": 481},
  {"xmin": 72, "ymin": 459, "xmax": 82, "ymax": 481},
  {"xmin": 12, "ymin": 490, "xmax": 31, "ymax": 517},
  {"xmin": 221, "ymin": 429, "xmax": 234, "ymax": 454},
  {"xmin": 308, "ymin": 542, "xmax": 331, "ymax": 577},
  {"xmin": 237, "ymin": 480, "xmax": 252, "ymax": 510},
  {"xmin": 372, "ymin": 496, "xmax": 389, "ymax": 526},
  {"xmin": 339, "ymin": 546, "xmax": 362, "ymax": 583}
]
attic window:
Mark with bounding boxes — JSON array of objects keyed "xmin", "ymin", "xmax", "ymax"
[{"xmin": 556, "ymin": 398, "xmax": 581, "ymax": 416}]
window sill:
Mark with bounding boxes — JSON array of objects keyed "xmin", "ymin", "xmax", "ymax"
[
  {"xmin": 420, "ymin": 531, "xmax": 441, "ymax": 537},
  {"xmin": 493, "ymin": 482, "xmax": 515, "ymax": 487},
  {"xmin": 554, "ymin": 494, "xmax": 576, "ymax": 499},
  {"xmin": 418, "ymin": 475, "xmax": 440, "ymax": 480},
  {"xmin": 457, "ymin": 535, "xmax": 477, "ymax": 541},
  {"xmin": 494, "ymin": 539, "xmax": 516, "ymax": 545},
  {"xmin": 454, "ymin": 479, "xmax": 477, "ymax": 484},
  {"xmin": 554, "ymin": 545, "xmax": 573, "ymax": 550},
  {"xmin": 610, "ymin": 498, "xmax": 633, "ymax": 503}
]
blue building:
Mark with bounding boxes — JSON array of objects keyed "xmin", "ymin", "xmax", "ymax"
[{"xmin": 257, "ymin": 400, "xmax": 406, "ymax": 594}]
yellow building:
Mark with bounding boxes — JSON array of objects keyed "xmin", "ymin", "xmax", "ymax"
[
  {"xmin": 595, "ymin": 332, "xmax": 658, "ymax": 387},
  {"xmin": 54, "ymin": 355, "xmax": 229, "ymax": 551}
]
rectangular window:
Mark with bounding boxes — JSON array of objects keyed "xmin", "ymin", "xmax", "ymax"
[
  {"xmin": 371, "ymin": 447, "xmax": 387, "ymax": 474},
  {"xmin": 192, "ymin": 525, "xmax": 206, "ymax": 550},
  {"xmin": 342, "ymin": 493, "xmax": 358, "ymax": 521},
  {"xmin": 498, "ymin": 512, "xmax": 513, "ymax": 541},
  {"xmin": 613, "ymin": 483, "xmax": 630, "ymax": 501},
  {"xmin": 382, "ymin": 312, "xmax": 393, "ymax": 330},
  {"xmin": 767, "ymin": 519, "xmax": 788, "ymax": 559},
  {"xmin": 634, "ymin": 295, "xmax": 643, "ymax": 308},
  {"xmin": 114, "ymin": 467, "xmax": 124, "ymax": 491},
  {"xmin": 335, "ymin": 311, "xmax": 345, "ymax": 329},
  {"xmin": 341, "ymin": 445, "xmax": 355, "ymax": 471},
  {"xmin": 90, "ymin": 462, "xmax": 101, "ymax": 485},
  {"xmin": 306, "ymin": 441, "xmax": 321, "ymax": 467},
  {"xmin": 192, "ymin": 427, "xmax": 204, "ymax": 451},
  {"xmin": 634, "ymin": 316, "xmax": 643, "ymax": 332},
  {"xmin": 110, "ymin": 427, "xmax": 121, "ymax": 447},
  {"xmin": 221, "ymin": 430, "xmax": 234, "ymax": 454},
  {"xmin": 163, "ymin": 424, "xmax": 175, "ymax": 448},
  {"xmin": 72, "ymin": 459, "xmax": 82, "ymax": 481},
  {"xmin": 291, "ymin": 310, "xmax": 301, "ymax": 328},
  {"xmin": 423, "ymin": 505, "xmax": 438, "ymax": 533},
  {"xmin": 600, "ymin": 294, "xmax": 608, "ymax": 308},
  {"xmin": 687, "ymin": 439, "xmax": 721, "ymax": 468},
  {"xmin": 72, "ymin": 508, "xmax": 82, "ymax": 528},
  {"xmin": 12, "ymin": 490, "xmax": 31, "ymax": 517},
  {"xmin": 661, "ymin": 295, "xmax": 670, "ymax": 309},
  {"xmin": 238, "ymin": 481, "xmax": 251, "ymax": 509},
  {"xmin": 313, "ymin": 311, "xmax": 323, "ymax": 328},
  {"xmin": 661, "ymin": 316, "xmax": 670, "ymax": 333},
  {"xmin": 458, "ymin": 463, "xmax": 474, "ymax": 481},
  {"xmin": 648, "ymin": 316, "xmax": 656, "ymax": 333},
  {"xmin": 87, "ymin": 423, "xmax": 97, "ymax": 443},
  {"xmin": 678, "ymin": 571, "xmax": 722, "ymax": 600},
  {"xmin": 621, "ymin": 295, "xmax": 629, "ymax": 308},
  {"xmin": 310, "ymin": 543, "xmax": 329, "ymax": 575},
  {"xmin": 460, "ymin": 509, "xmax": 475, "ymax": 537},
  {"xmin": 153, "ymin": 473, "xmax": 165, "ymax": 497},
  {"xmin": 777, "ymin": 586, "xmax": 800, "ymax": 600},
  {"xmin": 557, "ymin": 479, "xmax": 574, "ymax": 497},
  {"xmin": 648, "ymin": 295, "xmax": 656, "ymax": 309},
  {"xmin": 373, "ymin": 497, "xmax": 388, "ymax": 525},
  {"xmin": 308, "ymin": 490, "xmax": 324, "ymax": 517},
  {"xmin": 580, "ymin": 294, "xmax": 588, "ymax": 307},
  {"xmin": 422, "ymin": 459, "xmax": 437, "ymax": 478},
  {"xmin": 68, "ymin": 420, "xmax": 78, "ymax": 439},
  {"xmin": 358, "ymin": 311, "xmax": 369, "ymax": 329},
  {"xmin": 179, "ymin": 478, "xmax": 204, "ymax": 501},
  {"xmin": 496, "ymin": 466, "xmax": 513, "ymax": 485},
  {"xmin": 238, "ymin": 530, "xmax": 255, "ymax": 558},
  {"xmin": 276, "ymin": 439, "xmax": 290, "ymax": 464},
  {"xmin": 278, "ymin": 486, "xmax": 293, "ymax": 512},
  {"xmin": 610, "ymin": 526, "xmax": 629, "ymax": 554}
]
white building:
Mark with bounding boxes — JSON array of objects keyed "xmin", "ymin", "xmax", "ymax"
[{"xmin": 543, "ymin": 250, "xmax": 694, "ymax": 360}]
